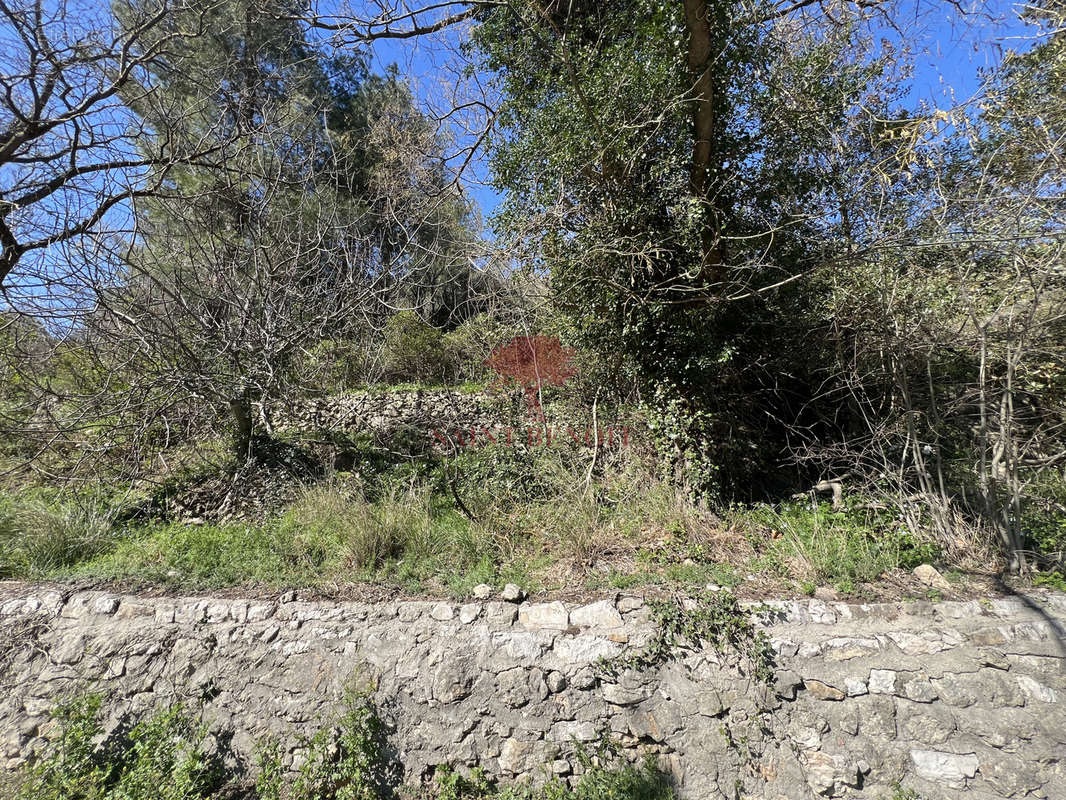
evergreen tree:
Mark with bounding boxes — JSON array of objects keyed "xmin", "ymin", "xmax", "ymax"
[{"xmin": 474, "ymin": 0, "xmax": 898, "ymax": 495}]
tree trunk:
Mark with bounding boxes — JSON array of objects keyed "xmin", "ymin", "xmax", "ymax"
[
  {"xmin": 230, "ymin": 395, "xmax": 255, "ymax": 462},
  {"xmin": 683, "ymin": 0, "xmax": 725, "ymax": 287}
]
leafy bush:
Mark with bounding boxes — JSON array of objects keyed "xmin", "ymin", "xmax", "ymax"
[
  {"xmin": 1021, "ymin": 470, "xmax": 1066, "ymax": 562},
  {"xmin": 13, "ymin": 694, "xmax": 675, "ymax": 800},
  {"xmin": 383, "ymin": 311, "xmax": 451, "ymax": 384},
  {"xmin": 278, "ymin": 690, "xmax": 399, "ymax": 800},
  {"xmin": 1033, "ymin": 571, "xmax": 1066, "ymax": 592},
  {"xmin": 11, "ymin": 695, "xmax": 220, "ymax": 800},
  {"xmin": 441, "ymin": 313, "xmax": 519, "ymax": 384},
  {"xmin": 597, "ymin": 588, "xmax": 775, "ymax": 686}
]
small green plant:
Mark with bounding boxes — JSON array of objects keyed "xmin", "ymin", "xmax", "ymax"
[
  {"xmin": 834, "ymin": 578, "xmax": 856, "ymax": 596},
  {"xmin": 1033, "ymin": 570, "xmax": 1066, "ymax": 592},
  {"xmin": 254, "ymin": 739, "xmax": 285, "ymax": 800},
  {"xmin": 287, "ymin": 689, "xmax": 399, "ymax": 800},
  {"xmin": 427, "ymin": 765, "xmax": 497, "ymax": 799},
  {"xmin": 886, "ymin": 785, "xmax": 926, "ymax": 800},
  {"xmin": 13, "ymin": 694, "xmax": 220, "ymax": 800},
  {"xmin": 422, "ymin": 740, "xmax": 673, "ymax": 800},
  {"xmin": 597, "ymin": 589, "xmax": 775, "ymax": 685}
]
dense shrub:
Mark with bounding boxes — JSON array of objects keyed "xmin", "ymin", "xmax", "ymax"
[
  {"xmin": 442, "ymin": 313, "xmax": 523, "ymax": 384},
  {"xmin": 10, "ymin": 694, "xmax": 675, "ymax": 800},
  {"xmin": 382, "ymin": 312, "xmax": 450, "ymax": 384}
]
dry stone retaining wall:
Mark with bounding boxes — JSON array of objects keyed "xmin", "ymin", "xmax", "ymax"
[
  {"xmin": 279, "ymin": 390, "xmax": 500, "ymax": 437},
  {"xmin": 1, "ymin": 584, "xmax": 1064, "ymax": 799}
]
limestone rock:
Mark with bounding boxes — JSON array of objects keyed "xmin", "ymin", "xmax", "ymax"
[
  {"xmin": 913, "ymin": 564, "xmax": 952, "ymax": 591},
  {"xmin": 459, "ymin": 604, "xmax": 482, "ymax": 624},
  {"xmin": 570, "ymin": 600, "xmax": 623, "ymax": 630},
  {"xmin": 432, "ymin": 659, "xmax": 474, "ymax": 703},
  {"xmin": 552, "ymin": 635, "xmax": 620, "ymax": 664},
  {"xmin": 518, "ymin": 602, "xmax": 568, "ymax": 630},
  {"xmin": 546, "ymin": 671, "xmax": 567, "ymax": 693},
  {"xmin": 501, "ymin": 584, "xmax": 525, "ymax": 602},
  {"xmin": 844, "ymin": 677, "xmax": 868, "ymax": 697},
  {"xmin": 868, "ymin": 669, "xmax": 898, "ymax": 694},
  {"xmin": 909, "ymin": 749, "xmax": 979, "ymax": 784},
  {"xmin": 549, "ymin": 721, "xmax": 598, "ymax": 742},
  {"xmin": 429, "ymin": 603, "xmax": 455, "ymax": 621},
  {"xmin": 485, "ymin": 602, "xmax": 518, "ymax": 627},
  {"xmin": 804, "ymin": 679, "xmax": 845, "ymax": 701},
  {"xmin": 0, "ymin": 586, "xmax": 1062, "ymax": 800}
]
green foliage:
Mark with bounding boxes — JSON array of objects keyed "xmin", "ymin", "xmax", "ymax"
[
  {"xmin": 1033, "ymin": 571, "xmax": 1066, "ymax": 592},
  {"xmin": 74, "ymin": 519, "xmax": 295, "ymax": 587},
  {"xmin": 1021, "ymin": 470, "xmax": 1066, "ymax": 559},
  {"xmin": 13, "ymin": 695, "xmax": 219, "ymax": 800},
  {"xmin": 254, "ymin": 739, "xmax": 285, "ymax": 800},
  {"xmin": 383, "ymin": 312, "xmax": 451, "ymax": 383},
  {"xmin": 734, "ymin": 502, "xmax": 941, "ymax": 589},
  {"xmin": 286, "ymin": 690, "xmax": 398, "ymax": 800},
  {"xmin": 441, "ymin": 314, "xmax": 520, "ymax": 384},
  {"xmin": 425, "ymin": 743, "xmax": 673, "ymax": 800},
  {"xmin": 14, "ymin": 694, "xmax": 674, "ymax": 800},
  {"xmin": 475, "ymin": 0, "xmax": 896, "ymax": 497},
  {"xmin": 642, "ymin": 382, "xmax": 719, "ymax": 500},
  {"xmin": 885, "ymin": 786, "xmax": 927, "ymax": 800},
  {"xmin": 0, "ymin": 496, "xmax": 114, "ymax": 579},
  {"xmin": 597, "ymin": 588, "xmax": 775, "ymax": 686},
  {"xmin": 63, "ymin": 480, "xmax": 496, "ymax": 596},
  {"xmin": 303, "ymin": 339, "xmax": 378, "ymax": 393},
  {"xmin": 446, "ymin": 445, "xmax": 547, "ymax": 510},
  {"xmin": 279, "ymin": 483, "xmax": 426, "ymax": 571}
]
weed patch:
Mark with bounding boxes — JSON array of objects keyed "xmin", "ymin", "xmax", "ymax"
[
  {"xmin": 9, "ymin": 694, "xmax": 676, "ymax": 800},
  {"xmin": 0, "ymin": 496, "xmax": 114, "ymax": 579},
  {"xmin": 732, "ymin": 502, "xmax": 941, "ymax": 591},
  {"xmin": 9, "ymin": 695, "xmax": 223, "ymax": 800},
  {"xmin": 597, "ymin": 588, "xmax": 775, "ymax": 685}
]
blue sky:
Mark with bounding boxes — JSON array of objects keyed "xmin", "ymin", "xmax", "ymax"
[
  {"xmin": 0, "ymin": 0, "xmax": 1044, "ymax": 306},
  {"xmin": 364, "ymin": 0, "xmax": 1042, "ymax": 222}
]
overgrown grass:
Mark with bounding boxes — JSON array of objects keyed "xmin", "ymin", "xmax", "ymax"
[
  {"xmin": 0, "ymin": 496, "xmax": 114, "ymax": 579},
  {"xmin": 0, "ymin": 439, "xmax": 968, "ymax": 598},
  {"xmin": 727, "ymin": 502, "xmax": 941, "ymax": 594},
  {"xmin": 6, "ymin": 693, "xmax": 675, "ymax": 800},
  {"xmin": 55, "ymin": 483, "xmax": 504, "ymax": 594}
]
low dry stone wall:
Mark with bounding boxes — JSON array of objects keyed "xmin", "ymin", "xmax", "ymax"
[
  {"xmin": 1, "ymin": 584, "xmax": 1064, "ymax": 799},
  {"xmin": 279, "ymin": 390, "xmax": 500, "ymax": 438}
]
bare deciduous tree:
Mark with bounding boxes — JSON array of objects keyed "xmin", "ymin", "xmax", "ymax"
[{"xmin": 0, "ymin": 0, "xmax": 228, "ymax": 290}]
